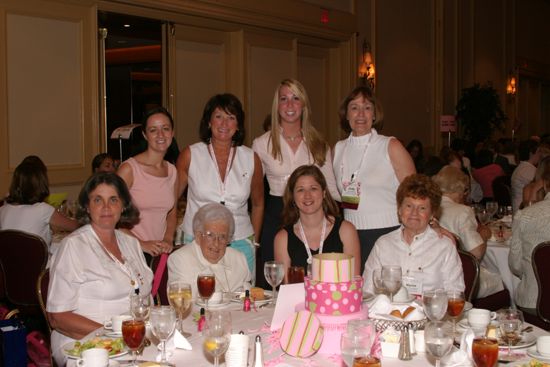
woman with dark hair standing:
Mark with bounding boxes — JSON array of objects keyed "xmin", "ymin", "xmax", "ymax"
[
  {"xmin": 274, "ymin": 165, "xmax": 360, "ymax": 284},
  {"xmin": 253, "ymin": 79, "xmax": 339, "ymax": 267},
  {"xmin": 333, "ymin": 86, "xmax": 415, "ymax": 272},
  {"xmin": 0, "ymin": 158, "xmax": 78, "ymax": 246},
  {"xmin": 176, "ymin": 94, "xmax": 264, "ymax": 278},
  {"xmin": 118, "ymin": 107, "xmax": 178, "ymax": 257},
  {"xmin": 47, "ymin": 172, "xmax": 153, "ymax": 366}
]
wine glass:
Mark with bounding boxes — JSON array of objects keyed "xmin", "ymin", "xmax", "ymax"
[
  {"xmin": 486, "ymin": 201, "xmax": 498, "ymax": 221},
  {"xmin": 472, "ymin": 336, "xmax": 499, "ymax": 367},
  {"xmin": 197, "ymin": 271, "xmax": 216, "ymax": 310},
  {"xmin": 475, "ymin": 206, "xmax": 491, "ymax": 225},
  {"xmin": 167, "ymin": 281, "xmax": 192, "ymax": 337},
  {"xmin": 422, "ymin": 289, "xmax": 448, "ymax": 321},
  {"xmin": 372, "ymin": 269, "xmax": 387, "ymax": 296},
  {"xmin": 381, "ymin": 265, "xmax": 402, "ymax": 302},
  {"xmin": 498, "ymin": 308, "xmax": 523, "ymax": 359},
  {"xmin": 264, "ymin": 261, "xmax": 284, "ymax": 307},
  {"xmin": 340, "ymin": 332, "xmax": 375, "ymax": 367},
  {"xmin": 130, "ymin": 293, "xmax": 151, "ymax": 322},
  {"xmin": 446, "ymin": 290, "xmax": 465, "ymax": 336},
  {"xmin": 122, "ymin": 319, "xmax": 146, "ymax": 367},
  {"xmin": 150, "ymin": 306, "xmax": 177, "ymax": 367},
  {"xmin": 203, "ymin": 311, "xmax": 232, "ymax": 367},
  {"xmin": 424, "ymin": 321, "xmax": 454, "ymax": 367}
]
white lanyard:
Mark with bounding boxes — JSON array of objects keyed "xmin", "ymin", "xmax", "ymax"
[
  {"xmin": 208, "ymin": 144, "xmax": 235, "ymax": 205},
  {"xmin": 339, "ymin": 132, "xmax": 374, "ymax": 182},
  {"xmin": 298, "ymin": 216, "xmax": 327, "ymax": 264},
  {"xmin": 97, "ymin": 237, "xmax": 141, "ymax": 292}
]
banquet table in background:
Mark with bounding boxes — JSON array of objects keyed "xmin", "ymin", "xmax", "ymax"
[
  {"xmin": 483, "ymin": 240, "xmax": 521, "ymax": 306},
  {"xmin": 65, "ymin": 301, "xmax": 547, "ymax": 367}
]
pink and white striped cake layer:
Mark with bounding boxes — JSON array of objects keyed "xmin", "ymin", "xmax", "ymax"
[
  {"xmin": 305, "ymin": 275, "xmax": 363, "ymax": 315},
  {"xmin": 279, "ymin": 310, "xmax": 324, "ymax": 358},
  {"xmin": 311, "ymin": 253, "xmax": 354, "ymax": 283}
]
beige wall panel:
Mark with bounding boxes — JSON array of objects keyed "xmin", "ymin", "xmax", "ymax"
[
  {"xmin": 247, "ymin": 44, "xmax": 293, "ymax": 140},
  {"xmin": 174, "ymin": 39, "xmax": 225, "ymax": 148},
  {"xmin": 6, "ymin": 13, "xmax": 82, "ymax": 167},
  {"xmin": 375, "ymin": 0, "xmax": 433, "ymax": 147},
  {"xmin": 298, "ymin": 53, "xmax": 327, "ymax": 139}
]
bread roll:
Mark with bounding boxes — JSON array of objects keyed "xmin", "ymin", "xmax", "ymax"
[
  {"xmin": 402, "ymin": 306, "xmax": 415, "ymax": 319},
  {"xmin": 250, "ymin": 287, "xmax": 265, "ymax": 300},
  {"xmin": 390, "ymin": 309, "xmax": 402, "ymax": 319}
]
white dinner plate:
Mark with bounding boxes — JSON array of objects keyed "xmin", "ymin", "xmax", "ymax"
[
  {"xmin": 62, "ymin": 338, "xmax": 127, "ymax": 359},
  {"xmin": 498, "ymin": 333, "xmax": 536, "ymax": 350},
  {"xmin": 527, "ymin": 346, "xmax": 550, "ymax": 362},
  {"xmin": 464, "ymin": 301, "xmax": 473, "ymax": 312},
  {"xmin": 230, "ymin": 290, "xmax": 273, "ymax": 307},
  {"xmin": 104, "ymin": 331, "xmax": 122, "ymax": 338}
]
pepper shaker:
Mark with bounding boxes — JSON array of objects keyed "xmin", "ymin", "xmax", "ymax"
[{"xmin": 398, "ymin": 326, "xmax": 412, "ymax": 360}]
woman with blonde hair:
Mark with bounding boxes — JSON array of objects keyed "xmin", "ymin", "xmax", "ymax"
[
  {"xmin": 253, "ymin": 79, "xmax": 339, "ymax": 267},
  {"xmin": 433, "ymin": 165, "xmax": 504, "ymax": 297}
]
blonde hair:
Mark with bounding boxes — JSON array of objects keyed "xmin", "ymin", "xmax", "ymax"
[
  {"xmin": 268, "ymin": 79, "xmax": 328, "ymax": 166},
  {"xmin": 432, "ymin": 165, "xmax": 469, "ymax": 195}
]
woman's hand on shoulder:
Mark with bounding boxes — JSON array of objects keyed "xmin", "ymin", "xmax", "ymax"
[
  {"xmin": 430, "ymin": 218, "xmax": 457, "ymax": 245},
  {"xmin": 388, "ymin": 138, "xmax": 416, "ymax": 182},
  {"xmin": 141, "ymin": 240, "xmax": 171, "ymax": 256}
]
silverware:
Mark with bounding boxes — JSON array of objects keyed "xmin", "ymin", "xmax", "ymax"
[{"xmin": 521, "ymin": 326, "xmax": 533, "ymax": 333}]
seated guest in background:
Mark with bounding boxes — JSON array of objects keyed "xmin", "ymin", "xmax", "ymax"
[
  {"xmin": 471, "ymin": 148, "xmax": 505, "ymax": 201},
  {"xmin": 509, "ymin": 172, "xmax": 550, "ymax": 314},
  {"xmin": 363, "ymin": 174, "xmax": 464, "ymax": 296},
  {"xmin": 433, "ymin": 165, "xmax": 504, "ymax": 297},
  {"xmin": 511, "ymin": 139, "xmax": 544, "ymax": 213},
  {"xmin": 168, "ymin": 202, "xmax": 251, "ymax": 296},
  {"xmin": 47, "ymin": 172, "xmax": 153, "ymax": 366},
  {"xmin": 406, "ymin": 139, "xmax": 426, "ymax": 174},
  {"xmin": 92, "ymin": 153, "xmax": 116, "ymax": 173},
  {"xmin": 522, "ymin": 156, "xmax": 550, "ymax": 208},
  {"xmin": 0, "ymin": 158, "xmax": 78, "ymax": 247},
  {"xmin": 274, "ymin": 165, "xmax": 360, "ymax": 284}
]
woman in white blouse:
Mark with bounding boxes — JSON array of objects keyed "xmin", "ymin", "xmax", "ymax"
[
  {"xmin": 47, "ymin": 173, "xmax": 153, "ymax": 366},
  {"xmin": 253, "ymin": 79, "xmax": 339, "ymax": 267}
]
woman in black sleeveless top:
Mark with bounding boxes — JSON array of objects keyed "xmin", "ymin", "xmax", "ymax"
[{"xmin": 274, "ymin": 165, "xmax": 361, "ymax": 283}]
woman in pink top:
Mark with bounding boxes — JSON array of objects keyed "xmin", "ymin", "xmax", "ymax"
[
  {"xmin": 471, "ymin": 148, "xmax": 505, "ymax": 200},
  {"xmin": 118, "ymin": 107, "xmax": 178, "ymax": 257}
]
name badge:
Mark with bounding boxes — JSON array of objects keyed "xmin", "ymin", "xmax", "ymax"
[
  {"xmin": 403, "ymin": 272, "xmax": 423, "ymax": 296},
  {"xmin": 341, "ymin": 180, "xmax": 361, "ymax": 210}
]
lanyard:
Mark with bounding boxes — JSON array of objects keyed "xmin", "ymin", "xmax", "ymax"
[
  {"xmin": 208, "ymin": 144, "xmax": 235, "ymax": 205},
  {"xmin": 339, "ymin": 131, "xmax": 374, "ymax": 183},
  {"xmin": 96, "ymin": 235, "xmax": 141, "ymax": 292},
  {"xmin": 298, "ymin": 216, "xmax": 327, "ymax": 264}
]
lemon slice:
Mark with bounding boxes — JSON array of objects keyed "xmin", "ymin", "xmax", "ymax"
[{"xmin": 204, "ymin": 339, "xmax": 218, "ymax": 352}]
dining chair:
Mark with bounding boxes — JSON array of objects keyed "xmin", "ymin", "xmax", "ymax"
[
  {"xmin": 491, "ymin": 175, "xmax": 512, "ymax": 207},
  {"xmin": 150, "ymin": 254, "xmax": 169, "ymax": 305},
  {"xmin": 0, "ymin": 229, "xmax": 48, "ymax": 317},
  {"xmin": 532, "ymin": 241, "xmax": 550, "ymax": 329},
  {"xmin": 458, "ymin": 250, "xmax": 479, "ymax": 302},
  {"xmin": 36, "ymin": 268, "xmax": 57, "ymax": 367}
]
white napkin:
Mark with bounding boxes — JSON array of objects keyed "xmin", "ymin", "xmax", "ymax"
[
  {"xmin": 159, "ymin": 329, "xmax": 192, "ymax": 352},
  {"xmin": 440, "ymin": 328, "xmax": 475, "ymax": 367}
]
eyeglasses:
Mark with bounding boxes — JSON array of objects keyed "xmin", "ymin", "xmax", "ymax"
[{"xmin": 199, "ymin": 231, "xmax": 229, "ymax": 245}]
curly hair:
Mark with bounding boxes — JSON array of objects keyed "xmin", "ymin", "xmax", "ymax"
[
  {"xmin": 338, "ymin": 85, "xmax": 384, "ymax": 134},
  {"xmin": 281, "ymin": 165, "xmax": 340, "ymax": 227},
  {"xmin": 198, "ymin": 94, "xmax": 245, "ymax": 146},
  {"xmin": 432, "ymin": 165, "xmax": 469, "ymax": 195},
  {"xmin": 396, "ymin": 173, "xmax": 442, "ymax": 214},
  {"xmin": 76, "ymin": 172, "xmax": 139, "ymax": 226}
]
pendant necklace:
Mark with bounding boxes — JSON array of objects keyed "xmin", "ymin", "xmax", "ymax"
[{"xmin": 298, "ymin": 216, "xmax": 327, "ymax": 265}]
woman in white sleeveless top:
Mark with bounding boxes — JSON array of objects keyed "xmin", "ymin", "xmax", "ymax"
[
  {"xmin": 333, "ymin": 86, "xmax": 415, "ymax": 273},
  {"xmin": 176, "ymin": 94, "xmax": 264, "ymax": 279}
]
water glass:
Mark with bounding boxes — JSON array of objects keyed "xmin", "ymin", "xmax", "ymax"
[
  {"xmin": 381, "ymin": 265, "xmax": 402, "ymax": 302},
  {"xmin": 341, "ymin": 332, "xmax": 375, "ymax": 367},
  {"xmin": 150, "ymin": 306, "xmax": 177, "ymax": 366},
  {"xmin": 422, "ymin": 289, "xmax": 448, "ymax": 321},
  {"xmin": 498, "ymin": 308, "xmax": 523, "ymax": 358},
  {"xmin": 203, "ymin": 311, "xmax": 232, "ymax": 367},
  {"xmin": 130, "ymin": 293, "xmax": 151, "ymax": 322},
  {"xmin": 264, "ymin": 261, "xmax": 284, "ymax": 306},
  {"xmin": 424, "ymin": 321, "xmax": 454, "ymax": 367}
]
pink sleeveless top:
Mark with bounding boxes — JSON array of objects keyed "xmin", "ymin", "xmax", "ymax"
[{"xmin": 125, "ymin": 157, "xmax": 177, "ymax": 242}]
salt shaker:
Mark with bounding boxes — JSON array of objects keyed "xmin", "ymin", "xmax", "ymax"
[
  {"xmin": 253, "ymin": 335, "xmax": 264, "ymax": 367},
  {"xmin": 408, "ymin": 323, "xmax": 416, "ymax": 355},
  {"xmin": 398, "ymin": 326, "xmax": 412, "ymax": 360}
]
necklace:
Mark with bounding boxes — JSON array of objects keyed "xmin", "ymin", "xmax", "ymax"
[
  {"xmin": 298, "ymin": 216, "xmax": 327, "ymax": 264},
  {"xmin": 208, "ymin": 144, "xmax": 235, "ymax": 205},
  {"xmin": 95, "ymin": 233, "xmax": 142, "ymax": 292},
  {"xmin": 282, "ymin": 128, "xmax": 302, "ymax": 142}
]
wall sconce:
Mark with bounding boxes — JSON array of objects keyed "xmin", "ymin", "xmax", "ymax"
[
  {"xmin": 506, "ymin": 71, "xmax": 517, "ymax": 96},
  {"xmin": 359, "ymin": 39, "xmax": 375, "ymax": 90}
]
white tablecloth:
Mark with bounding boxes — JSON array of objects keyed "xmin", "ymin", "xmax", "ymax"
[
  {"xmin": 483, "ymin": 241, "xmax": 521, "ymax": 306},
  {"xmin": 65, "ymin": 300, "xmax": 547, "ymax": 367}
]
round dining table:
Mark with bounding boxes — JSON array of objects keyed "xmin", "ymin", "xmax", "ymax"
[{"xmin": 65, "ymin": 299, "xmax": 548, "ymax": 367}]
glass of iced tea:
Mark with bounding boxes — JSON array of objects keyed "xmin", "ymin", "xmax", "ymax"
[
  {"xmin": 197, "ymin": 272, "xmax": 216, "ymax": 310},
  {"xmin": 352, "ymin": 355, "xmax": 381, "ymax": 367},
  {"xmin": 122, "ymin": 319, "xmax": 146, "ymax": 367},
  {"xmin": 287, "ymin": 266, "xmax": 305, "ymax": 284},
  {"xmin": 472, "ymin": 337, "xmax": 499, "ymax": 367},
  {"xmin": 446, "ymin": 290, "xmax": 465, "ymax": 336}
]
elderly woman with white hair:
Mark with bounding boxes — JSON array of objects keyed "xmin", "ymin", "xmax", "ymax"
[
  {"xmin": 168, "ymin": 202, "xmax": 251, "ymax": 296},
  {"xmin": 433, "ymin": 165, "xmax": 504, "ymax": 298}
]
